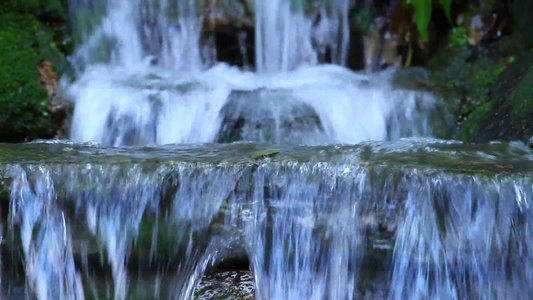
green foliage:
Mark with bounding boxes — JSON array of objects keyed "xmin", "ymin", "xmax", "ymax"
[
  {"xmin": 0, "ymin": 12, "xmax": 57, "ymax": 141},
  {"xmin": 1, "ymin": 0, "xmax": 67, "ymax": 23},
  {"xmin": 406, "ymin": 0, "xmax": 432, "ymax": 42},
  {"xmin": 447, "ymin": 26, "xmax": 468, "ymax": 49},
  {"xmin": 354, "ymin": 7, "xmax": 375, "ymax": 36},
  {"xmin": 406, "ymin": 0, "xmax": 453, "ymax": 42},
  {"xmin": 439, "ymin": 0, "xmax": 453, "ymax": 25}
]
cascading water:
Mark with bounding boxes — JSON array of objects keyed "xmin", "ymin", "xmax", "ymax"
[
  {"xmin": 67, "ymin": 0, "xmax": 438, "ymax": 147},
  {"xmin": 10, "ymin": 167, "xmax": 85, "ymax": 300},
  {"xmin": 68, "ymin": 0, "xmax": 207, "ymax": 70},
  {"xmin": 253, "ymin": 0, "xmax": 317, "ymax": 73},
  {"xmin": 3, "ymin": 0, "xmax": 533, "ymax": 299},
  {"xmin": 1, "ymin": 141, "xmax": 532, "ymax": 299},
  {"xmin": 254, "ymin": 0, "xmax": 351, "ymax": 73}
]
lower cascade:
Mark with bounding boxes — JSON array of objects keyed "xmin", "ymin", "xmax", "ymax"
[{"xmin": 1, "ymin": 141, "xmax": 532, "ymax": 299}]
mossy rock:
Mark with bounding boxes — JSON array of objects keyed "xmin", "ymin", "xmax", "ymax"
[
  {"xmin": 456, "ymin": 100, "xmax": 494, "ymax": 142},
  {"xmin": 428, "ymin": 33, "xmax": 525, "ymax": 141},
  {"xmin": 0, "ymin": 12, "xmax": 65, "ymax": 142},
  {"xmin": 472, "ymin": 52, "xmax": 533, "ymax": 142}
]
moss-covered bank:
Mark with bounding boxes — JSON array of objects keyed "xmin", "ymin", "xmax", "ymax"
[
  {"xmin": 428, "ymin": 0, "xmax": 533, "ymax": 143},
  {"xmin": 0, "ymin": 0, "xmax": 71, "ymax": 142},
  {"xmin": 472, "ymin": 51, "xmax": 533, "ymax": 142}
]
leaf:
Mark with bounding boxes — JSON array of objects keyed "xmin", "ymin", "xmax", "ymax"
[
  {"xmin": 405, "ymin": 42, "xmax": 414, "ymax": 67},
  {"xmin": 440, "ymin": 0, "xmax": 453, "ymax": 25},
  {"xmin": 252, "ymin": 150, "xmax": 280, "ymax": 160},
  {"xmin": 407, "ymin": 0, "xmax": 432, "ymax": 42}
]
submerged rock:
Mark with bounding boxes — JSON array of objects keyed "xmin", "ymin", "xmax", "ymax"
[
  {"xmin": 194, "ymin": 271, "xmax": 254, "ymax": 300},
  {"xmin": 217, "ymin": 89, "xmax": 326, "ymax": 144}
]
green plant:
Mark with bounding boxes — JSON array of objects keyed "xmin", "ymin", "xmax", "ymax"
[
  {"xmin": 448, "ymin": 26, "xmax": 468, "ymax": 49},
  {"xmin": 406, "ymin": 0, "xmax": 452, "ymax": 42}
]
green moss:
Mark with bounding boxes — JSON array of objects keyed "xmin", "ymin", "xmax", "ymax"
[
  {"xmin": 352, "ymin": 6, "xmax": 375, "ymax": 36},
  {"xmin": 504, "ymin": 66, "xmax": 533, "ymax": 119},
  {"xmin": 468, "ymin": 51, "xmax": 533, "ymax": 142},
  {"xmin": 1, "ymin": 0, "xmax": 66, "ymax": 21},
  {"xmin": 0, "ymin": 12, "xmax": 60, "ymax": 142},
  {"xmin": 456, "ymin": 101, "xmax": 493, "ymax": 141},
  {"xmin": 447, "ymin": 27, "xmax": 468, "ymax": 49},
  {"xmin": 2, "ymin": 0, "xmax": 72, "ymax": 54},
  {"xmin": 429, "ymin": 33, "xmax": 524, "ymax": 141}
]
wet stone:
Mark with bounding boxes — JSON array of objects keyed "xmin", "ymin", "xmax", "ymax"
[
  {"xmin": 194, "ymin": 271, "xmax": 255, "ymax": 300},
  {"xmin": 217, "ymin": 89, "xmax": 326, "ymax": 144}
]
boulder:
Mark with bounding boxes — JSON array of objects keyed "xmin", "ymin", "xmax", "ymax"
[{"xmin": 217, "ymin": 89, "xmax": 326, "ymax": 145}]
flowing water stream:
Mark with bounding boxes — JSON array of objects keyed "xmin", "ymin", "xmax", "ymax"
[{"xmin": 1, "ymin": 0, "xmax": 533, "ymax": 299}]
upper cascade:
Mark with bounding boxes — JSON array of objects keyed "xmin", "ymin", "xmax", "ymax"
[
  {"xmin": 65, "ymin": 0, "xmax": 441, "ymax": 147},
  {"xmin": 69, "ymin": 0, "xmax": 207, "ymax": 71},
  {"xmin": 68, "ymin": 0, "xmax": 350, "ymax": 72},
  {"xmin": 254, "ymin": 0, "xmax": 351, "ymax": 73}
]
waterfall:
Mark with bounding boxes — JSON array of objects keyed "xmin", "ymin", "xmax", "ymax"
[
  {"xmin": 1, "ymin": 141, "xmax": 532, "ymax": 299},
  {"xmin": 254, "ymin": 0, "xmax": 351, "ymax": 73},
  {"xmin": 68, "ymin": 0, "xmax": 208, "ymax": 70},
  {"xmin": 66, "ymin": 0, "xmax": 439, "ymax": 147},
  {"xmin": 68, "ymin": 0, "xmax": 351, "ymax": 72},
  {"xmin": 254, "ymin": 0, "xmax": 317, "ymax": 73},
  {"xmin": 10, "ymin": 166, "xmax": 85, "ymax": 300},
  {"xmin": 4, "ymin": 0, "xmax": 533, "ymax": 299}
]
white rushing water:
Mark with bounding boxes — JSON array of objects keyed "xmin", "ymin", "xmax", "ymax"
[
  {"xmin": 66, "ymin": 0, "xmax": 438, "ymax": 147},
  {"xmin": 255, "ymin": 0, "xmax": 351, "ymax": 73},
  {"xmin": 3, "ymin": 141, "xmax": 533, "ymax": 299},
  {"xmin": 4, "ymin": 1, "xmax": 533, "ymax": 300}
]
